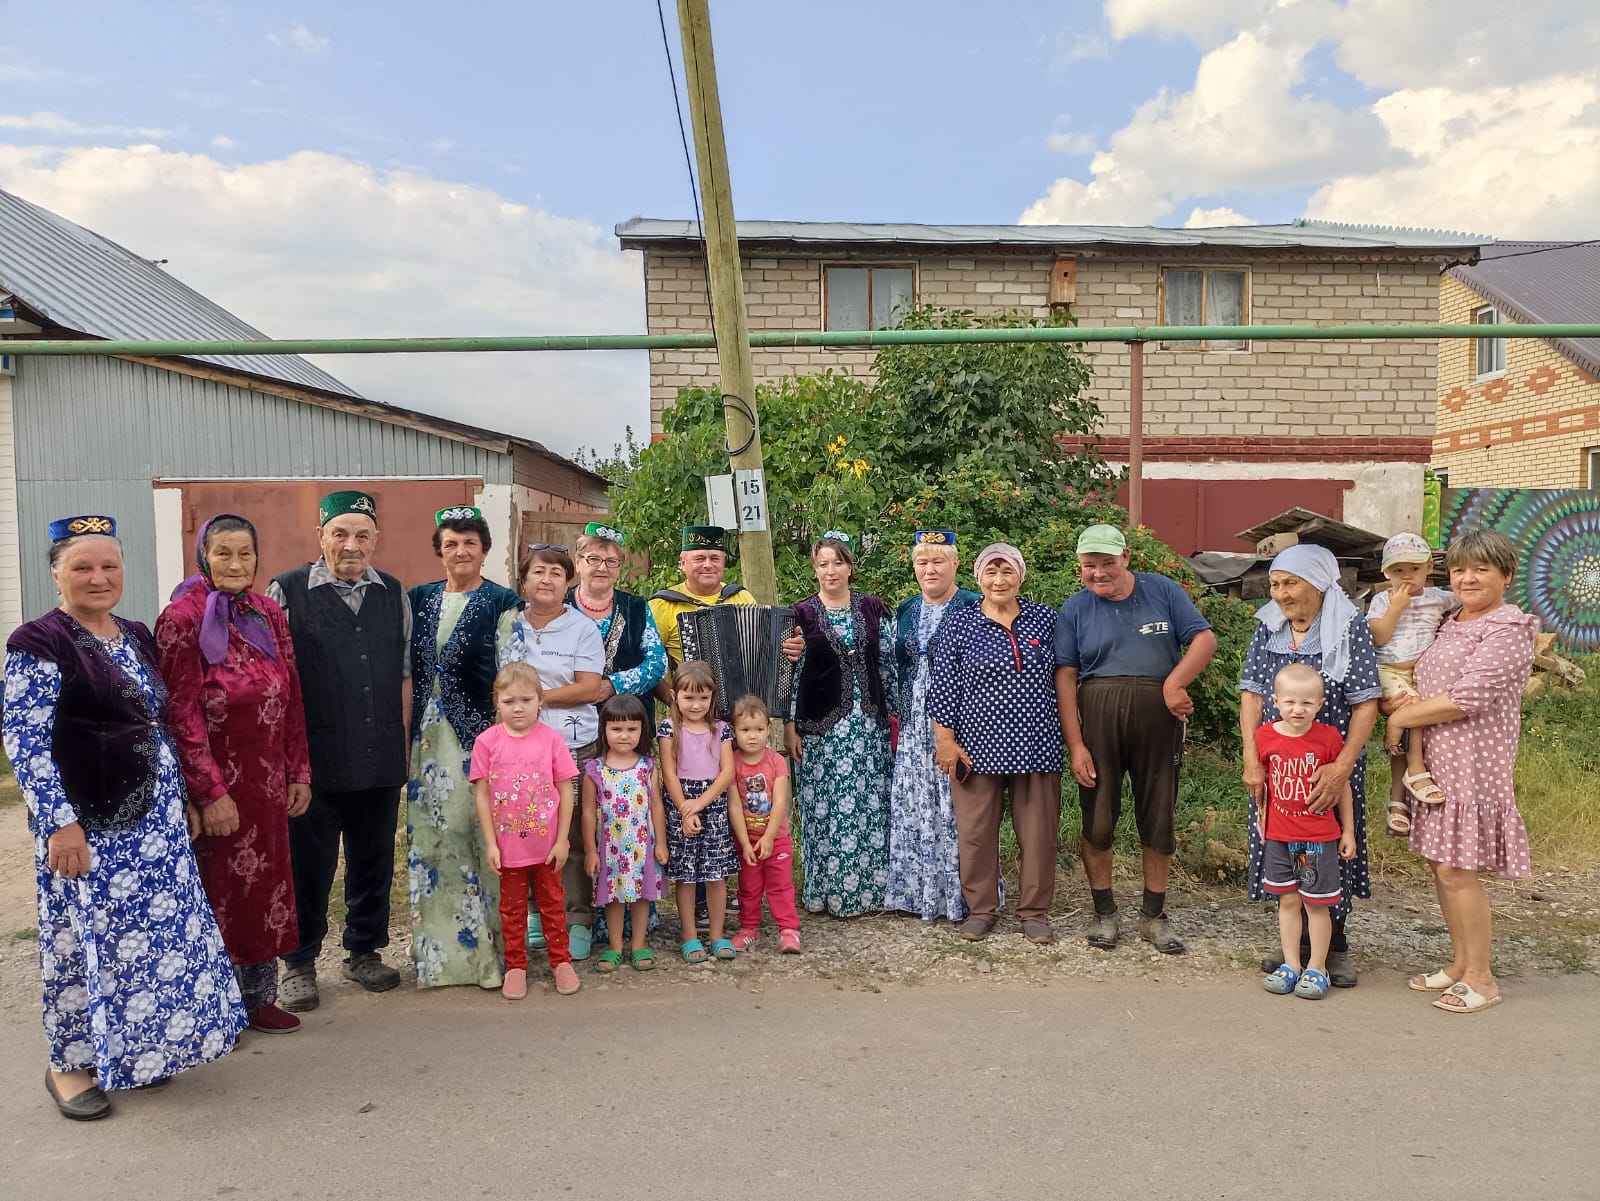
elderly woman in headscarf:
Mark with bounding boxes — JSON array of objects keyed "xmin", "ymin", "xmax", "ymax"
[
  {"xmin": 157, "ymin": 513, "xmax": 311, "ymax": 1035},
  {"xmin": 5, "ymin": 515, "xmax": 245, "ymax": 1121},
  {"xmin": 884, "ymin": 529, "xmax": 981, "ymax": 922},
  {"xmin": 928, "ymin": 542, "xmax": 1063, "ymax": 944},
  {"xmin": 1239, "ymin": 543, "xmax": 1382, "ymax": 987}
]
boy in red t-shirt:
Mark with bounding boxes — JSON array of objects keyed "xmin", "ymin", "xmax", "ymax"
[
  {"xmin": 1255, "ymin": 663, "xmax": 1356, "ymax": 1000},
  {"xmin": 727, "ymin": 694, "xmax": 801, "ymax": 954}
]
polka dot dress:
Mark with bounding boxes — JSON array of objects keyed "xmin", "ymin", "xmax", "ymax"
[
  {"xmin": 1409, "ymin": 603, "xmax": 1538, "ymax": 879},
  {"xmin": 1240, "ymin": 613, "xmax": 1381, "ymax": 919}
]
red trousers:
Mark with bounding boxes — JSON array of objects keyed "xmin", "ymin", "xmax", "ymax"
[
  {"xmin": 736, "ymin": 832, "xmax": 800, "ymax": 932},
  {"xmin": 500, "ymin": 863, "xmax": 571, "ymax": 971}
]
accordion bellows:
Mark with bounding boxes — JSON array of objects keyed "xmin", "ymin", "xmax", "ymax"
[{"xmin": 677, "ymin": 605, "xmax": 797, "ymax": 722}]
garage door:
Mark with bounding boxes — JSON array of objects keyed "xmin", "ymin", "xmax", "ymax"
[
  {"xmin": 161, "ymin": 478, "xmax": 480, "ymax": 591},
  {"xmin": 1117, "ymin": 478, "xmax": 1352, "ymax": 554}
]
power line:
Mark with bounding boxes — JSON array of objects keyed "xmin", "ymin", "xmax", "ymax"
[
  {"xmin": 1483, "ymin": 239, "xmax": 1600, "ymax": 262},
  {"xmin": 655, "ymin": 0, "xmax": 717, "ymax": 345}
]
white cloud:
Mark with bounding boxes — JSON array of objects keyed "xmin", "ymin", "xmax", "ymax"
[
  {"xmin": 1308, "ymin": 74, "xmax": 1600, "ymax": 238},
  {"xmin": 1023, "ymin": 0, "xmax": 1600, "ymax": 237},
  {"xmin": 0, "ymin": 145, "xmax": 646, "ymax": 455},
  {"xmin": 0, "ymin": 111, "xmax": 172, "ymax": 140},
  {"xmin": 1184, "ymin": 205, "xmax": 1254, "ymax": 227},
  {"xmin": 269, "ymin": 23, "xmax": 330, "ymax": 58},
  {"xmin": 1021, "ymin": 28, "xmax": 1383, "ymax": 223},
  {"xmin": 1046, "ymin": 130, "xmax": 1097, "ymax": 155},
  {"xmin": 210, "ymin": 134, "xmax": 236, "ymax": 149}
]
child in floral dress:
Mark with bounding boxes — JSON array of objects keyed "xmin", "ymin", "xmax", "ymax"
[{"xmin": 583, "ymin": 694, "xmax": 668, "ymax": 972}]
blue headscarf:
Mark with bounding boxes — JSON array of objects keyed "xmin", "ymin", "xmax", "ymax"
[{"xmin": 1254, "ymin": 543, "xmax": 1359, "ymax": 682}]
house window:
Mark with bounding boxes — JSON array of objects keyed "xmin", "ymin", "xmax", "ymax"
[
  {"xmin": 1475, "ymin": 305, "xmax": 1506, "ymax": 378},
  {"xmin": 1587, "ymin": 447, "xmax": 1600, "ymax": 489},
  {"xmin": 1160, "ymin": 268, "xmax": 1248, "ymax": 350},
  {"xmin": 824, "ymin": 265, "xmax": 915, "ymax": 331}
]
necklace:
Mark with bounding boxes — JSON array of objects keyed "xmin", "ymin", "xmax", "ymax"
[
  {"xmin": 576, "ymin": 589, "xmax": 613, "ymax": 617},
  {"xmin": 527, "ymin": 609, "xmax": 561, "ymax": 645}
]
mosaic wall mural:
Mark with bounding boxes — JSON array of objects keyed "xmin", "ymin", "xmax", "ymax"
[{"xmin": 1440, "ymin": 488, "xmax": 1600, "ymax": 653}]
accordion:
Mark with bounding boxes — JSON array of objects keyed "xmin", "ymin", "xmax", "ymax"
[{"xmin": 676, "ymin": 604, "xmax": 797, "ymax": 722}]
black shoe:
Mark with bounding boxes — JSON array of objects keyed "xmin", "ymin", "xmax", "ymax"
[
  {"xmin": 1086, "ymin": 908, "xmax": 1121, "ymax": 949},
  {"xmin": 342, "ymin": 952, "xmax": 401, "ymax": 993},
  {"xmin": 695, "ymin": 902, "xmax": 710, "ymax": 931},
  {"xmin": 45, "ymin": 1071, "xmax": 111, "ymax": 1121}
]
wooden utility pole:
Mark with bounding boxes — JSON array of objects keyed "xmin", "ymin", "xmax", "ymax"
[{"xmin": 676, "ymin": 0, "xmax": 777, "ymax": 604}]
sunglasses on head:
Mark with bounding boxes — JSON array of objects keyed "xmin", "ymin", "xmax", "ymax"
[{"xmin": 527, "ymin": 543, "xmax": 569, "ymax": 554}]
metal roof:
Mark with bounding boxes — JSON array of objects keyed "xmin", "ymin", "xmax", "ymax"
[
  {"xmin": 616, "ymin": 217, "xmax": 1489, "ymax": 253},
  {"xmin": 0, "ymin": 186, "xmax": 361, "ymax": 398},
  {"xmin": 1446, "ymin": 241, "xmax": 1600, "ymax": 378}
]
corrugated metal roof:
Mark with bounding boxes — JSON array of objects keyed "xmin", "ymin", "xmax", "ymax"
[
  {"xmin": 0, "ymin": 186, "xmax": 361, "ymax": 398},
  {"xmin": 1446, "ymin": 241, "xmax": 1600, "ymax": 378},
  {"xmin": 616, "ymin": 217, "xmax": 1489, "ymax": 252}
]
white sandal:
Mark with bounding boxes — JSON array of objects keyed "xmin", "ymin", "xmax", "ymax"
[
  {"xmin": 1432, "ymin": 980, "xmax": 1503, "ymax": 1013},
  {"xmin": 1403, "ymin": 770, "xmax": 1447, "ymax": 805},
  {"xmin": 1408, "ymin": 968, "xmax": 1458, "ymax": 992}
]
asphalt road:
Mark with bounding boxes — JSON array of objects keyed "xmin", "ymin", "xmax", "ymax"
[{"xmin": 2, "ymin": 971, "xmax": 1595, "ymax": 1200}]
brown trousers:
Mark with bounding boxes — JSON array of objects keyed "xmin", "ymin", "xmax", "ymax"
[
  {"xmin": 951, "ymin": 771, "xmax": 1062, "ymax": 922},
  {"xmin": 564, "ymin": 740, "xmax": 600, "ymax": 928}
]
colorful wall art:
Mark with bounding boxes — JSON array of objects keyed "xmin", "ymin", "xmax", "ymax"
[{"xmin": 1440, "ymin": 488, "xmax": 1600, "ymax": 653}]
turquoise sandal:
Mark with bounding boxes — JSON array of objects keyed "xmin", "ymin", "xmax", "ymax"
[
  {"xmin": 711, "ymin": 938, "xmax": 737, "ymax": 961},
  {"xmin": 680, "ymin": 939, "xmax": 708, "ymax": 963}
]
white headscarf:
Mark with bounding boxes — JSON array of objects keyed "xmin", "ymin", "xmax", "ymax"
[{"xmin": 1255, "ymin": 543, "xmax": 1360, "ymax": 682}]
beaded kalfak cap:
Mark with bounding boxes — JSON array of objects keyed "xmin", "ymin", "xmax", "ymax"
[{"xmin": 49, "ymin": 515, "xmax": 117, "ymax": 543}]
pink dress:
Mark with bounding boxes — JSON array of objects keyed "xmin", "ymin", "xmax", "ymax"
[{"xmin": 1410, "ymin": 602, "xmax": 1538, "ymax": 878}]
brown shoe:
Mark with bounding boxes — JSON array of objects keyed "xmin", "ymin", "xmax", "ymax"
[
  {"xmin": 1021, "ymin": 919, "xmax": 1054, "ymax": 945},
  {"xmin": 958, "ymin": 916, "xmax": 994, "ymax": 941}
]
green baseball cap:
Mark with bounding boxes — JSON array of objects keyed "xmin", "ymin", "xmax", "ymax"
[{"xmin": 1076, "ymin": 524, "xmax": 1127, "ymax": 556}]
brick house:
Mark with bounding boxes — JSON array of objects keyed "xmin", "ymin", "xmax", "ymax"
[
  {"xmin": 618, "ymin": 219, "xmax": 1485, "ymax": 553},
  {"xmin": 1433, "ymin": 242, "xmax": 1600, "ymax": 487}
]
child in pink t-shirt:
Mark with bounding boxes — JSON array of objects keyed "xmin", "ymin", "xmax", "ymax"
[
  {"xmin": 471, "ymin": 662, "xmax": 581, "ymax": 1000},
  {"xmin": 727, "ymin": 694, "xmax": 801, "ymax": 954}
]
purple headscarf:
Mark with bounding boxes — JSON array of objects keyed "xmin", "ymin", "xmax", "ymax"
[{"xmin": 170, "ymin": 513, "xmax": 278, "ymax": 666}]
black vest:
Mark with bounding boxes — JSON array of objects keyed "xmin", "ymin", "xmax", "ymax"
[
  {"xmin": 567, "ymin": 586, "xmax": 650, "ymax": 677},
  {"xmin": 276, "ymin": 564, "xmax": 407, "ymax": 793},
  {"xmin": 792, "ymin": 592, "xmax": 891, "ymax": 735}
]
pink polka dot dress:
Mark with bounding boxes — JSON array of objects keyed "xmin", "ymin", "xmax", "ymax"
[{"xmin": 1410, "ymin": 602, "xmax": 1539, "ymax": 878}]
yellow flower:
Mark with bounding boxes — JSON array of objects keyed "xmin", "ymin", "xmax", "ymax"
[
  {"xmin": 836, "ymin": 460, "xmax": 851, "ymax": 471},
  {"xmin": 853, "ymin": 459, "xmax": 870, "ymax": 478}
]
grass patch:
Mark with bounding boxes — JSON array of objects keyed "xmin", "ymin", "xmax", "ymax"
[
  {"xmin": 0, "ymin": 760, "xmax": 19, "ymax": 809},
  {"xmin": 10, "ymin": 927, "xmax": 37, "ymax": 942}
]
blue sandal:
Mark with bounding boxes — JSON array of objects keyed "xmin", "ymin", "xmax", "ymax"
[
  {"xmin": 1294, "ymin": 967, "xmax": 1330, "ymax": 1000},
  {"xmin": 1263, "ymin": 964, "xmax": 1300, "ymax": 994},
  {"xmin": 711, "ymin": 938, "xmax": 737, "ymax": 961},
  {"xmin": 680, "ymin": 939, "xmax": 708, "ymax": 963}
]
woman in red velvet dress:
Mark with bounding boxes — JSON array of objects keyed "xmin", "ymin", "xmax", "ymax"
[{"xmin": 156, "ymin": 513, "xmax": 311, "ymax": 1034}]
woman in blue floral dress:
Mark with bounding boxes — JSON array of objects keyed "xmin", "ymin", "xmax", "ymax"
[
  {"xmin": 406, "ymin": 507, "xmax": 524, "ymax": 988},
  {"xmin": 885, "ymin": 531, "xmax": 981, "ymax": 921},
  {"xmin": 3, "ymin": 516, "xmax": 245, "ymax": 1121},
  {"xmin": 784, "ymin": 533, "xmax": 897, "ymax": 917}
]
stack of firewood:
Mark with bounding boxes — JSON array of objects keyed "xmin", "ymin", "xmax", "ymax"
[{"xmin": 1523, "ymin": 633, "xmax": 1586, "ymax": 698}]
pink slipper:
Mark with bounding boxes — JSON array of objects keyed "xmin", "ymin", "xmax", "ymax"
[
  {"xmin": 553, "ymin": 962, "xmax": 581, "ymax": 996},
  {"xmin": 501, "ymin": 968, "xmax": 527, "ymax": 1000}
]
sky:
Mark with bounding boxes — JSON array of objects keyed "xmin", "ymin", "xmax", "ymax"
[{"xmin": 1, "ymin": 0, "xmax": 1596, "ymax": 458}]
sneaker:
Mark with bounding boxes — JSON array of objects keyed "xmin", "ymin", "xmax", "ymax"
[
  {"xmin": 779, "ymin": 929, "xmax": 802, "ymax": 954},
  {"xmin": 1086, "ymin": 908, "xmax": 1121, "ymax": 950},
  {"xmin": 695, "ymin": 902, "xmax": 711, "ymax": 931},
  {"xmin": 553, "ymin": 962, "xmax": 581, "ymax": 995},
  {"xmin": 247, "ymin": 1003, "xmax": 302, "ymax": 1034},
  {"xmin": 501, "ymin": 968, "xmax": 527, "ymax": 1000},
  {"xmin": 279, "ymin": 966, "xmax": 320, "ymax": 1013},
  {"xmin": 341, "ymin": 952, "xmax": 401, "ymax": 992},
  {"xmin": 958, "ymin": 915, "xmax": 994, "ymax": 942},
  {"xmin": 730, "ymin": 929, "xmax": 760, "ymax": 952},
  {"xmin": 1137, "ymin": 912, "xmax": 1186, "ymax": 955}
]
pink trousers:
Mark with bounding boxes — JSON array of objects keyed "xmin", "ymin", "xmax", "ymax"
[{"xmin": 737, "ymin": 832, "xmax": 800, "ymax": 932}]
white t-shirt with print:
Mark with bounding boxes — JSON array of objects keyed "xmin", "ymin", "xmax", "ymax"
[
  {"xmin": 1368, "ymin": 585, "xmax": 1460, "ymax": 664},
  {"xmin": 507, "ymin": 606, "xmax": 606, "ymax": 749}
]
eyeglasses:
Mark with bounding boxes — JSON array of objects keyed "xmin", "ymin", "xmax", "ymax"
[
  {"xmin": 527, "ymin": 543, "xmax": 569, "ymax": 554},
  {"xmin": 580, "ymin": 554, "xmax": 622, "ymax": 569}
]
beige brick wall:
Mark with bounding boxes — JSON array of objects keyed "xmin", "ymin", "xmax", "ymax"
[
  {"xmin": 1432, "ymin": 274, "xmax": 1600, "ymax": 487},
  {"xmin": 642, "ymin": 251, "xmax": 1439, "ymax": 443}
]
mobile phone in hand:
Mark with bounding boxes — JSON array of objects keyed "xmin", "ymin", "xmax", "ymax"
[{"xmin": 955, "ymin": 759, "xmax": 974, "ymax": 785}]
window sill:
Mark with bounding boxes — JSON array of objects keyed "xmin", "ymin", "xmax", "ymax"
[{"xmin": 1474, "ymin": 370, "xmax": 1507, "ymax": 383}]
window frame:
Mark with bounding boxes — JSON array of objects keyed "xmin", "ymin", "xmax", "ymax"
[
  {"xmin": 821, "ymin": 262, "xmax": 919, "ymax": 332},
  {"xmin": 1586, "ymin": 447, "xmax": 1600, "ymax": 490},
  {"xmin": 1474, "ymin": 305, "xmax": 1506, "ymax": 379},
  {"xmin": 1157, "ymin": 265, "xmax": 1251, "ymax": 351}
]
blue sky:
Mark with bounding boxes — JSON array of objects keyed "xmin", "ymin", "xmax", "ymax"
[{"xmin": 1, "ymin": 1, "xmax": 1596, "ymax": 453}]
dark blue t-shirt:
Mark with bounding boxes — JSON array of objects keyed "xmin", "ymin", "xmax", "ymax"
[{"xmin": 1054, "ymin": 572, "xmax": 1211, "ymax": 680}]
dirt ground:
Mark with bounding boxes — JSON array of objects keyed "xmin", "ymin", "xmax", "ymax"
[{"xmin": 2, "ymin": 796, "xmax": 1595, "ymax": 1011}]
